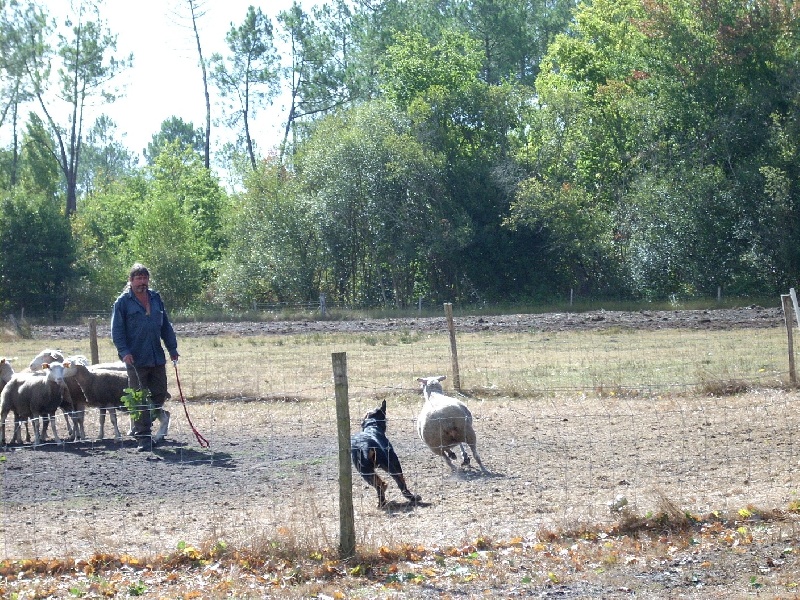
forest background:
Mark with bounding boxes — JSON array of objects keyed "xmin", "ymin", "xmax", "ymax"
[{"xmin": 0, "ymin": 0, "xmax": 798, "ymax": 320}]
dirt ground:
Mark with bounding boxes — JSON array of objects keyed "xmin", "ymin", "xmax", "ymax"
[
  {"xmin": 3, "ymin": 305, "xmax": 800, "ymax": 598},
  {"xmin": 30, "ymin": 304, "xmax": 786, "ymax": 340}
]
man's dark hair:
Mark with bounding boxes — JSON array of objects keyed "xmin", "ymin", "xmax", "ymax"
[{"xmin": 129, "ymin": 263, "xmax": 150, "ymax": 279}]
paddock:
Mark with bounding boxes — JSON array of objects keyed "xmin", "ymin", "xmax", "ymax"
[{"xmin": 1, "ymin": 386, "xmax": 798, "ymax": 559}]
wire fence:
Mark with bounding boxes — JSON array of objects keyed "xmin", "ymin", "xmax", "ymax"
[{"xmin": 1, "ymin": 318, "xmax": 799, "ymax": 560}]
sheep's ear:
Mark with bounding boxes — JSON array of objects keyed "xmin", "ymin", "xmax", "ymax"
[
  {"xmin": 416, "ymin": 377, "xmax": 425, "ymax": 383},
  {"xmin": 437, "ymin": 375, "xmax": 447, "ymax": 382}
]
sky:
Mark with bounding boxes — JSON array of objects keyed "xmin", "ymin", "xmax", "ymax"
[{"xmin": 50, "ymin": 0, "xmax": 311, "ymax": 160}]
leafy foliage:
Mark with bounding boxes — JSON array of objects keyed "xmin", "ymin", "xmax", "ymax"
[
  {"xmin": 297, "ymin": 100, "xmax": 456, "ymax": 306},
  {"xmin": 0, "ymin": 191, "xmax": 75, "ymax": 317}
]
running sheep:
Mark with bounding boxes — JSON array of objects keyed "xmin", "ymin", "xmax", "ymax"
[{"xmin": 416, "ymin": 375, "xmax": 487, "ymax": 473}]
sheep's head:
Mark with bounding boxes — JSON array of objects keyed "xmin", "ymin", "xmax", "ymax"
[
  {"xmin": 0, "ymin": 358, "xmax": 13, "ymax": 384},
  {"xmin": 29, "ymin": 349, "xmax": 64, "ymax": 371},
  {"xmin": 42, "ymin": 362, "xmax": 66, "ymax": 385},
  {"xmin": 417, "ymin": 375, "xmax": 446, "ymax": 400}
]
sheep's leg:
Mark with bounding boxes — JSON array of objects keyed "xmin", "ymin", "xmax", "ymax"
[
  {"xmin": 13, "ymin": 419, "xmax": 26, "ymax": 445},
  {"xmin": 71, "ymin": 410, "xmax": 86, "ymax": 441},
  {"xmin": 48, "ymin": 413, "xmax": 63, "ymax": 445},
  {"xmin": 97, "ymin": 408, "xmax": 106, "ymax": 440},
  {"xmin": 39, "ymin": 415, "xmax": 50, "ymax": 442},
  {"xmin": 62, "ymin": 412, "xmax": 74, "ymax": 440},
  {"xmin": 457, "ymin": 443, "xmax": 471, "ymax": 466},
  {"xmin": 10, "ymin": 418, "xmax": 24, "ymax": 445},
  {"xmin": 35, "ymin": 414, "xmax": 62, "ymax": 447},
  {"xmin": 464, "ymin": 428, "xmax": 487, "ymax": 473},
  {"xmin": 32, "ymin": 416, "xmax": 43, "ymax": 446},
  {"xmin": 433, "ymin": 444, "xmax": 458, "ymax": 471},
  {"xmin": 108, "ymin": 408, "xmax": 122, "ymax": 441}
]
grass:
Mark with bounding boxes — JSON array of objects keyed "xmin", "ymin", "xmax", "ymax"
[{"xmin": 0, "ymin": 324, "xmax": 793, "ymax": 401}]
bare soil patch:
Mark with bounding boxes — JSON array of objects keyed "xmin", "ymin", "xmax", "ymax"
[{"xmin": 30, "ymin": 304, "xmax": 784, "ymax": 340}]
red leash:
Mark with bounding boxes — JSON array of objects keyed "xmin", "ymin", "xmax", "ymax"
[{"xmin": 173, "ymin": 361, "xmax": 209, "ymax": 448}]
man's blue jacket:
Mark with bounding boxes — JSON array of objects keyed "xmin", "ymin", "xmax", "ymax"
[{"xmin": 111, "ymin": 287, "xmax": 179, "ymax": 367}]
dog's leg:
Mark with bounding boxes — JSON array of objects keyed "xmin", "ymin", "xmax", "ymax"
[
  {"xmin": 370, "ymin": 473, "xmax": 388, "ymax": 507},
  {"xmin": 391, "ymin": 472, "xmax": 421, "ymax": 503},
  {"xmin": 387, "ymin": 450, "xmax": 421, "ymax": 503}
]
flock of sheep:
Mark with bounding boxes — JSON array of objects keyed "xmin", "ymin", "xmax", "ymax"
[{"xmin": 0, "ymin": 349, "xmax": 167, "ymax": 448}]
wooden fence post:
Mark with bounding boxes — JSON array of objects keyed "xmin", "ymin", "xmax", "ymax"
[
  {"xmin": 89, "ymin": 318, "xmax": 99, "ymax": 364},
  {"xmin": 333, "ymin": 352, "xmax": 355, "ymax": 558},
  {"xmin": 781, "ymin": 294, "xmax": 797, "ymax": 386},
  {"xmin": 790, "ymin": 288, "xmax": 800, "ymax": 330},
  {"xmin": 444, "ymin": 303, "xmax": 461, "ymax": 391}
]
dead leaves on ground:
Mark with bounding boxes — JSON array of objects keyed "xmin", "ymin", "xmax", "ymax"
[{"xmin": 0, "ymin": 506, "xmax": 799, "ymax": 597}]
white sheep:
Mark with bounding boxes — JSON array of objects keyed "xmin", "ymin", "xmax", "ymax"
[
  {"xmin": 61, "ymin": 355, "xmax": 93, "ymax": 441},
  {"xmin": 0, "ymin": 363, "xmax": 71, "ymax": 446},
  {"xmin": 62, "ymin": 363, "xmax": 170, "ymax": 443},
  {"xmin": 29, "ymin": 350, "xmax": 78, "ymax": 441},
  {"xmin": 0, "ymin": 358, "xmax": 25, "ymax": 442},
  {"xmin": 59, "ymin": 357, "xmax": 126, "ymax": 442},
  {"xmin": 416, "ymin": 375, "xmax": 487, "ymax": 473},
  {"xmin": 0, "ymin": 358, "xmax": 14, "ymax": 389},
  {"xmin": 28, "ymin": 349, "xmax": 64, "ymax": 372}
]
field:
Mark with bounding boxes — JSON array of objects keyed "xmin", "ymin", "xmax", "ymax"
[{"xmin": 2, "ymin": 305, "xmax": 800, "ymax": 598}]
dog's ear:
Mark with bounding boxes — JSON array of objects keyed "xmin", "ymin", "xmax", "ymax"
[{"xmin": 380, "ymin": 399, "xmax": 387, "ymax": 412}]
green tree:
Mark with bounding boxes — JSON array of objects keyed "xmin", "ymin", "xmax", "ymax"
[
  {"xmin": 26, "ymin": 0, "xmax": 131, "ymax": 215},
  {"xmin": 71, "ymin": 172, "xmax": 147, "ymax": 309},
  {"xmin": 217, "ymin": 159, "xmax": 322, "ymax": 307},
  {"xmin": 76, "ymin": 115, "xmax": 137, "ymax": 195},
  {"xmin": 209, "ymin": 6, "xmax": 279, "ymax": 170},
  {"xmin": 122, "ymin": 194, "xmax": 206, "ymax": 310},
  {"xmin": 277, "ymin": 1, "xmax": 352, "ymax": 159},
  {"xmin": 16, "ymin": 112, "xmax": 61, "ymax": 198},
  {"xmin": 0, "ymin": 0, "xmax": 45, "ymax": 188},
  {"xmin": 148, "ymin": 142, "xmax": 229, "ymax": 268},
  {"xmin": 297, "ymin": 100, "xmax": 460, "ymax": 306},
  {"xmin": 508, "ymin": 0, "xmax": 800, "ymax": 299},
  {"xmin": 0, "ymin": 191, "xmax": 75, "ymax": 317},
  {"xmin": 144, "ymin": 116, "xmax": 204, "ymax": 165}
]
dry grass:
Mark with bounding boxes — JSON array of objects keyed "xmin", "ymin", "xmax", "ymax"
[{"xmin": 1, "ymin": 325, "xmax": 791, "ymax": 401}]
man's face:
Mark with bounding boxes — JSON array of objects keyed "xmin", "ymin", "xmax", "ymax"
[{"xmin": 131, "ymin": 274, "xmax": 149, "ymax": 294}]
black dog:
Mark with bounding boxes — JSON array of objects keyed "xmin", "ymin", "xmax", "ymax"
[{"xmin": 351, "ymin": 399, "xmax": 421, "ymax": 507}]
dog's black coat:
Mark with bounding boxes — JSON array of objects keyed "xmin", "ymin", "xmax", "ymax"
[{"xmin": 351, "ymin": 399, "xmax": 421, "ymax": 507}]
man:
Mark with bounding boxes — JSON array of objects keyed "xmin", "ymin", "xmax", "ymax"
[{"xmin": 111, "ymin": 263, "xmax": 179, "ymax": 451}]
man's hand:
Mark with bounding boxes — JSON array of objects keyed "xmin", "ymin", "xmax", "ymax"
[{"xmin": 122, "ymin": 354, "xmax": 134, "ymax": 365}]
